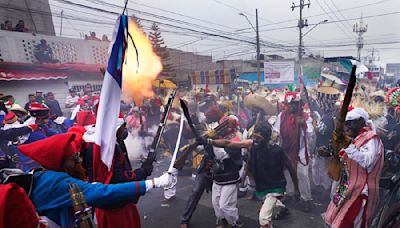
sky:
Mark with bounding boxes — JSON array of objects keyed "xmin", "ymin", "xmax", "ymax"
[{"xmin": 48, "ymin": 0, "xmax": 400, "ymax": 65}]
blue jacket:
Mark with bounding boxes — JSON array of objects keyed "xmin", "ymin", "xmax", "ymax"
[{"xmin": 31, "ymin": 170, "xmax": 147, "ymax": 227}]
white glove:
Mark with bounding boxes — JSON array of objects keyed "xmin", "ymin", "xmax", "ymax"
[
  {"xmin": 154, "ymin": 173, "xmax": 171, "ymax": 188},
  {"xmin": 144, "ymin": 173, "xmax": 171, "ymax": 192}
]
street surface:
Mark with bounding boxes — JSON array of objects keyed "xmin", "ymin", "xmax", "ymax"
[{"xmin": 137, "ymin": 157, "xmax": 329, "ymax": 228}]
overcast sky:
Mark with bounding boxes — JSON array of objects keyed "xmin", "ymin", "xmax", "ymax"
[{"xmin": 48, "ymin": 0, "xmax": 400, "ymax": 65}]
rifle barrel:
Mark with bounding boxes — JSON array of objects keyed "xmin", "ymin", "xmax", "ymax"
[{"xmin": 338, "ymin": 66, "xmax": 357, "ymax": 123}]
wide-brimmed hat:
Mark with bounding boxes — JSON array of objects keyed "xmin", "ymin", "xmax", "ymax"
[
  {"xmin": 316, "ymin": 86, "xmax": 340, "ymax": 111},
  {"xmin": 10, "ymin": 103, "xmax": 28, "ymax": 115}
]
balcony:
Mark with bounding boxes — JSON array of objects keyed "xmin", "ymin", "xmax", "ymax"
[{"xmin": 0, "ymin": 30, "xmax": 109, "ymax": 64}]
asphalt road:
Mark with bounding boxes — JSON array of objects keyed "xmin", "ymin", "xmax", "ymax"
[{"xmin": 136, "ymin": 157, "xmax": 329, "ymax": 228}]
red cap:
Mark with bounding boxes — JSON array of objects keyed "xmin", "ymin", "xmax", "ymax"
[
  {"xmin": 0, "ymin": 183, "xmax": 45, "ymax": 228},
  {"xmin": 18, "ymin": 133, "xmax": 80, "ymax": 171},
  {"xmin": 28, "ymin": 102, "xmax": 48, "ymax": 111},
  {"xmin": 76, "ymin": 111, "xmax": 96, "ymax": 126},
  {"xmin": 3, "ymin": 112, "xmax": 17, "ymax": 124},
  {"xmin": 68, "ymin": 126, "xmax": 86, "ymax": 152}
]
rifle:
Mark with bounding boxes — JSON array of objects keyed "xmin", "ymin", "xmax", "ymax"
[
  {"xmin": 179, "ymin": 99, "xmax": 220, "ymax": 164},
  {"xmin": 68, "ymin": 182, "xmax": 95, "ymax": 228},
  {"xmin": 328, "ymin": 65, "xmax": 357, "ymax": 181},
  {"xmin": 142, "ymin": 90, "xmax": 177, "ymax": 173},
  {"xmin": 173, "ymin": 119, "xmax": 232, "ymax": 170}
]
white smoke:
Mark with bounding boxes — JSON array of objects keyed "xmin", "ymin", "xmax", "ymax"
[{"xmin": 124, "ymin": 125, "xmax": 158, "ymax": 162}]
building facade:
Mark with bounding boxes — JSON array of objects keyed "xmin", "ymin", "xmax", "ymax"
[{"xmin": 0, "ymin": 0, "xmax": 55, "ymax": 36}]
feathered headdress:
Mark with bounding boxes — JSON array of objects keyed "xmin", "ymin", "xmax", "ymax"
[{"xmin": 386, "ymin": 87, "xmax": 400, "ymax": 107}]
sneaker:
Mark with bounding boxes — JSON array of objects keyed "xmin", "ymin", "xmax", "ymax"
[{"xmin": 160, "ymin": 196, "xmax": 176, "ymax": 203}]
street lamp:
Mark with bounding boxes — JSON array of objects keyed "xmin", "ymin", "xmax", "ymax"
[
  {"xmin": 239, "ymin": 13, "xmax": 256, "ymax": 32},
  {"xmin": 239, "ymin": 10, "xmax": 261, "ymax": 86},
  {"xmin": 303, "ymin": 19, "xmax": 328, "ymax": 37}
]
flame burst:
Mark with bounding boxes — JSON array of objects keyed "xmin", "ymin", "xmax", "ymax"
[{"xmin": 122, "ymin": 19, "xmax": 162, "ymax": 106}]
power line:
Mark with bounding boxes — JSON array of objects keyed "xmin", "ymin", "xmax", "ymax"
[
  {"xmin": 322, "ymin": 0, "xmax": 355, "ymax": 38},
  {"xmin": 127, "ymin": 0, "xmax": 238, "ymax": 31},
  {"xmin": 315, "ymin": 0, "xmax": 354, "ymax": 39},
  {"xmin": 53, "ymin": 0, "xmax": 301, "ymax": 54},
  {"xmin": 237, "ymin": 0, "xmax": 396, "ymax": 32},
  {"xmin": 327, "ymin": 0, "xmax": 355, "ymax": 35}
]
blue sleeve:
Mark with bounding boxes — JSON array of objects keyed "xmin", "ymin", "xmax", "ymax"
[
  {"xmin": 24, "ymin": 132, "xmax": 47, "ymax": 144},
  {"xmin": 32, "ymin": 171, "xmax": 147, "ymax": 211},
  {"xmin": 44, "ymin": 125, "xmax": 60, "ymax": 137}
]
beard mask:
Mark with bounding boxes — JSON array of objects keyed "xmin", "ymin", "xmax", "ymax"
[{"xmin": 63, "ymin": 161, "xmax": 87, "ymax": 180}]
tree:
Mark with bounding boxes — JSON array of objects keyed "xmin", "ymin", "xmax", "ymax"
[
  {"xmin": 148, "ymin": 22, "xmax": 174, "ymax": 74},
  {"xmin": 131, "ymin": 14, "xmax": 144, "ymax": 31}
]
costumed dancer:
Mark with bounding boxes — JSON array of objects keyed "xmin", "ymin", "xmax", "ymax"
[
  {"xmin": 208, "ymin": 115, "xmax": 244, "ymax": 228},
  {"xmin": 0, "ymin": 124, "xmax": 37, "ymax": 169},
  {"xmin": 17, "ymin": 131, "xmax": 171, "ymax": 228},
  {"xmin": 210, "ymin": 121, "xmax": 288, "ymax": 228},
  {"xmin": 381, "ymin": 87, "xmax": 400, "ymax": 152},
  {"xmin": 312, "ymin": 86, "xmax": 340, "ymax": 192},
  {"xmin": 273, "ymin": 91, "xmax": 314, "ymax": 211},
  {"xmin": 0, "ymin": 183, "xmax": 48, "ymax": 228},
  {"xmin": 78, "ymin": 109, "xmax": 153, "ymax": 228},
  {"xmin": 323, "ymin": 108, "xmax": 384, "ymax": 228},
  {"xmin": 178, "ymin": 105, "xmax": 219, "ymax": 228}
]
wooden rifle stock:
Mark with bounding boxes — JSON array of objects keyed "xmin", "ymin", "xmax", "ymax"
[
  {"xmin": 173, "ymin": 119, "xmax": 232, "ymax": 170},
  {"xmin": 329, "ymin": 65, "xmax": 357, "ymax": 181}
]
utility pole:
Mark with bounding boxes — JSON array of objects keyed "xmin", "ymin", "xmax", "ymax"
[
  {"xmin": 353, "ymin": 16, "xmax": 368, "ymax": 61},
  {"xmin": 256, "ymin": 9, "xmax": 261, "ymax": 86},
  {"xmin": 291, "ymin": 0, "xmax": 310, "ymax": 61},
  {"xmin": 60, "ymin": 10, "xmax": 64, "ymax": 36}
]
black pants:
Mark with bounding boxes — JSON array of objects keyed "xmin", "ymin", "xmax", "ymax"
[{"xmin": 180, "ymin": 172, "xmax": 211, "ymax": 224}]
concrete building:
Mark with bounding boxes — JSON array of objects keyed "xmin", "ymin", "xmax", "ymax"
[
  {"xmin": 0, "ymin": 0, "xmax": 55, "ymax": 36},
  {"xmin": 386, "ymin": 63, "xmax": 400, "ymax": 81},
  {"xmin": 165, "ymin": 48, "xmax": 213, "ymax": 82},
  {"xmin": 0, "ymin": 30, "xmax": 106, "ymax": 114}
]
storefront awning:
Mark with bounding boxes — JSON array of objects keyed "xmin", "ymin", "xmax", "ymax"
[
  {"xmin": 0, "ymin": 62, "xmax": 105, "ymax": 81},
  {"xmin": 0, "ymin": 71, "xmax": 67, "ymax": 81}
]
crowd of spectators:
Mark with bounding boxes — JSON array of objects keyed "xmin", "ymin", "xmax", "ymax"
[
  {"xmin": 1, "ymin": 20, "xmax": 28, "ymax": 32},
  {"xmin": 84, "ymin": 31, "xmax": 110, "ymax": 42}
]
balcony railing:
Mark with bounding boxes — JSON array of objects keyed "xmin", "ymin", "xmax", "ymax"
[{"xmin": 0, "ymin": 30, "xmax": 109, "ymax": 64}]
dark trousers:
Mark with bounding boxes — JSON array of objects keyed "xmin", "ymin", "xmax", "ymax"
[{"xmin": 180, "ymin": 172, "xmax": 210, "ymax": 224}]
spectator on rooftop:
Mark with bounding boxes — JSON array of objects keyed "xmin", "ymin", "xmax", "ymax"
[
  {"xmin": 24, "ymin": 94, "xmax": 36, "ymax": 111},
  {"xmin": 14, "ymin": 20, "xmax": 28, "ymax": 32},
  {"xmin": 33, "ymin": 39, "xmax": 59, "ymax": 63},
  {"xmin": 4, "ymin": 20, "xmax": 13, "ymax": 31},
  {"xmin": 102, "ymin": 34, "xmax": 110, "ymax": 42},
  {"xmin": 86, "ymin": 31, "xmax": 101, "ymax": 41}
]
